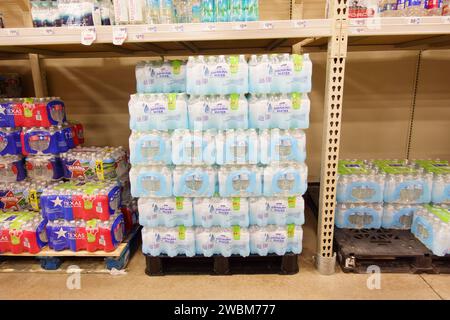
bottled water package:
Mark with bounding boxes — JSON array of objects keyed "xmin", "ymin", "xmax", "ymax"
[
  {"xmin": 186, "ymin": 55, "xmax": 248, "ymax": 95},
  {"xmin": 374, "ymin": 160, "xmax": 433, "ymax": 204},
  {"xmin": 173, "ymin": 166, "xmax": 217, "ymax": 197},
  {"xmin": 135, "ymin": 60, "xmax": 186, "ymax": 93},
  {"xmin": 129, "ymin": 165, "xmax": 172, "ymax": 197},
  {"xmin": 0, "ymin": 211, "xmax": 47, "ymax": 254},
  {"xmin": 0, "ymin": 155, "xmax": 26, "ymax": 182},
  {"xmin": 47, "ymin": 213, "xmax": 125, "ymax": 252},
  {"xmin": 218, "ymin": 165, "xmax": 263, "ymax": 197},
  {"xmin": 142, "ymin": 226, "xmax": 196, "ymax": 257},
  {"xmin": 216, "ymin": 129, "xmax": 258, "ymax": 165},
  {"xmin": 195, "ymin": 226, "xmax": 250, "ymax": 257},
  {"xmin": 249, "ymin": 54, "xmax": 312, "ymax": 94},
  {"xmin": 138, "ymin": 197, "xmax": 194, "ymax": 228},
  {"xmin": 0, "ymin": 98, "xmax": 22, "ymax": 128},
  {"xmin": 61, "ymin": 146, "xmax": 129, "ymax": 181},
  {"xmin": 335, "ymin": 203, "xmax": 383, "ymax": 229},
  {"xmin": 171, "ymin": 129, "xmax": 216, "ymax": 165},
  {"xmin": 40, "ymin": 180, "xmax": 122, "ymax": 221},
  {"xmin": 128, "ymin": 93, "xmax": 188, "ymax": 131},
  {"xmin": 0, "ymin": 180, "xmax": 45, "ymax": 211},
  {"xmin": 412, "ymin": 205, "xmax": 450, "ymax": 256},
  {"xmin": 188, "ymin": 94, "xmax": 248, "ymax": 130},
  {"xmin": 336, "ymin": 160, "xmax": 385, "ymax": 203},
  {"xmin": 260, "ymin": 129, "xmax": 306, "ymax": 164},
  {"xmin": 26, "ymin": 155, "xmax": 64, "ymax": 181},
  {"xmin": 415, "ymin": 160, "xmax": 450, "ymax": 204},
  {"xmin": 193, "ymin": 197, "xmax": 249, "ymax": 228},
  {"xmin": 248, "ymin": 93, "xmax": 310, "ymax": 130},
  {"xmin": 263, "ymin": 163, "xmax": 308, "ymax": 196},
  {"xmin": 0, "ymin": 128, "xmax": 22, "ymax": 156},
  {"xmin": 129, "ymin": 131, "xmax": 172, "ymax": 165},
  {"xmin": 249, "ymin": 196, "xmax": 305, "ymax": 226},
  {"xmin": 382, "ymin": 204, "xmax": 421, "ymax": 230},
  {"xmin": 21, "ymin": 127, "xmax": 69, "ymax": 155},
  {"xmin": 249, "ymin": 224, "xmax": 303, "ymax": 256}
]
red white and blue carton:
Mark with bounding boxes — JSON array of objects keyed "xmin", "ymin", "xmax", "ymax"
[
  {"xmin": 25, "ymin": 155, "xmax": 64, "ymax": 181},
  {"xmin": 0, "ymin": 155, "xmax": 26, "ymax": 182},
  {"xmin": 46, "ymin": 213, "xmax": 124, "ymax": 252},
  {"xmin": 40, "ymin": 180, "xmax": 122, "ymax": 221},
  {"xmin": 0, "ymin": 128, "xmax": 22, "ymax": 156},
  {"xmin": 0, "ymin": 211, "xmax": 48, "ymax": 254},
  {"xmin": 0, "ymin": 97, "xmax": 66, "ymax": 128},
  {"xmin": 0, "ymin": 180, "xmax": 57, "ymax": 212}
]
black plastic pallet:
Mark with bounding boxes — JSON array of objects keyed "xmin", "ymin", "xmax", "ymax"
[
  {"xmin": 334, "ymin": 228, "xmax": 450, "ymax": 274},
  {"xmin": 145, "ymin": 253, "xmax": 299, "ymax": 276}
]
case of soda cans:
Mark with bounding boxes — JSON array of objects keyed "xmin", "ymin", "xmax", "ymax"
[
  {"xmin": 46, "ymin": 213, "xmax": 125, "ymax": 252},
  {"xmin": 415, "ymin": 160, "xmax": 450, "ymax": 204},
  {"xmin": 187, "ymin": 94, "xmax": 248, "ymax": 130},
  {"xmin": 374, "ymin": 160, "xmax": 433, "ymax": 204},
  {"xmin": 25, "ymin": 155, "xmax": 64, "ymax": 181},
  {"xmin": 249, "ymin": 224, "xmax": 303, "ymax": 255},
  {"xmin": 382, "ymin": 204, "xmax": 421, "ymax": 230},
  {"xmin": 0, "ymin": 211, "xmax": 48, "ymax": 254},
  {"xmin": 61, "ymin": 146, "xmax": 128, "ymax": 181},
  {"xmin": 218, "ymin": 165, "xmax": 263, "ymax": 197},
  {"xmin": 40, "ymin": 180, "xmax": 121, "ymax": 221},
  {"xmin": 411, "ymin": 205, "xmax": 450, "ymax": 256},
  {"xmin": 128, "ymin": 93, "xmax": 188, "ymax": 131},
  {"xmin": 249, "ymin": 196, "xmax": 305, "ymax": 226},
  {"xmin": 335, "ymin": 203, "xmax": 383, "ymax": 229},
  {"xmin": 337, "ymin": 160, "xmax": 385, "ymax": 203},
  {"xmin": 248, "ymin": 54, "xmax": 312, "ymax": 94},
  {"xmin": 195, "ymin": 226, "xmax": 250, "ymax": 257},
  {"xmin": 0, "ymin": 155, "xmax": 26, "ymax": 182},
  {"xmin": 142, "ymin": 226, "xmax": 196, "ymax": 257},
  {"xmin": 186, "ymin": 55, "xmax": 249, "ymax": 95},
  {"xmin": 0, "ymin": 128, "xmax": 22, "ymax": 156},
  {"xmin": 136, "ymin": 60, "xmax": 187, "ymax": 94},
  {"xmin": 259, "ymin": 129, "xmax": 306, "ymax": 164},
  {"xmin": 0, "ymin": 97, "xmax": 66, "ymax": 128},
  {"xmin": 248, "ymin": 93, "xmax": 310, "ymax": 130}
]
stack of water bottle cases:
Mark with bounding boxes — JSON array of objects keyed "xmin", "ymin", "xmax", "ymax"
[
  {"xmin": 129, "ymin": 53, "xmax": 312, "ymax": 258},
  {"xmin": 336, "ymin": 159, "xmax": 450, "ymax": 256},
  {"xmin": 0, "ymin": 97, "xmax": 137, "ymax": 254}
]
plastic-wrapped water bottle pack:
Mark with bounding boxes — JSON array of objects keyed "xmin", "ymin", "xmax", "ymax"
[{"xmin": 141, "ymin": 224, "xmax": 303, "ymax": 257}]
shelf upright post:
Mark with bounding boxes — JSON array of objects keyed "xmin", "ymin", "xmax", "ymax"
[
  {"xmin": 315, "ymin": 0, "xmax": 348, "ymax": 275},
  {"xmin": 22, "ymin": 3, "xmax": 49, "ymax": 97}
]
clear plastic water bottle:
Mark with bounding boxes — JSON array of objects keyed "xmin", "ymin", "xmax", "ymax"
[
  {"xmin": 215, "ymin": 0, "xmax": 230, "ymax": 22},
  {"xmin": 128, "ymin": 0, "xmax": 147, "ymax": 24},
  {"xmin": 201, "ymin": 0, "xmax": 216, "ymax": 22},
  {"xmin": 229, "ymin": 0, "xmax": 243, "ymax": 21},
  {"xmin": 403, "ymin": 0, "xmax": 427, "ymax": 16},
  {"xmin": 160, "ymin": 0, "xmax": 174, "ymax": 23}
]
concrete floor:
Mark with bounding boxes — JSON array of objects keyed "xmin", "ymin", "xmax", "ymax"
[{"xmin": 0, "ymin": 207, "xmax": 449, "ymax": 300}]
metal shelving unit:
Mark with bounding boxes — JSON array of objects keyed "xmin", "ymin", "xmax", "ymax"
[{"xmin": 1, "ymin": 0, "xmax": 449, "ymax": 274}]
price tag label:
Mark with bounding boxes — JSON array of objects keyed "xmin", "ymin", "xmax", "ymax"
[
  {"xmin": 293, "ymin": 20, "xmax": 307, "ymax": 28},
  {"xmin": 173, "ymin": 24, "xmax": 184, "ymax": 32},
  {"xmin": 81, "ymin": 27, "xmax": 96, "ymax": 46},
  {"xmin": 408, "ymin": 17, "xmax": 421, "ymax": 25},
  {"xmin": 351, "ymin": 27, "xmax": 366, "ymax": 34},
  {"xmin": 233, "ymin": 23, "xmax": 248, "ymax": 30},
  {"xmin": 178, "ymin": 225, "xmax": 186, "ymax": 240},
  {"xmin": 203, "ymin": 24, "xmax": 216, "ymax": 31},
  {"xmin": 134, "ymin": 33, "xmax": 144, "ymax": 41},
  {"xmin": 29, "ymin": 190, "xmax": 39, "ymax": 211},
  {"xmin": 95, "ymin": 160, "xmax": 105, "ymax": 180},
  {"xmin": 8, "ymin": 29, "xmax": 19, "ymax": 37},
  {"xmin": 113, "ymin": 27, "xmax": 127, "ymax": 45},
  {"xmin": 350, "ymin": 18, "xmax": 367, "ymax": 27},
  {"xmin": 147, "ymin": 25, "xmax": 157, "ymax": 33},
  {"xmin": 442, "ymin": 16, "xmax": 450, "ymax": 24},
  {"xmin": 261, "ymin": 22, "xmax": 273, "ymax": 30},
  {"xmin": 42, "ymin": 28, "xmax": 55, "ymax": 35}
]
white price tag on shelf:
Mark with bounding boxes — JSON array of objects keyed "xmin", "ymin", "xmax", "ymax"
[
  {"xmin": 349, "ymin": 19, "xmax": 367, "ymax": 27},
  {"xmin": 113, "ymin": 27, "xmax": 127, "ymax": 45},
  {"xmin": 233, "ymin": 23, "xmax": 248, "ymax": 30},
  {"xmin": 8, "ymin": 29, "xmax": 19, "ymax": 37},
  {"xmin": 203, "ymin": 24, "xmax": 216, "ymax": 31},
  {"xmin": 351, "ymin": 27, "xmax": 366, "ymax": 34},
  {"xmin": 261, "ymin": 22, "xmax": 273, "ymax": 30},
  {"xmin": 134, "ymin": 33, "xmax": 145, "ymax": 41},
  {"xmin": 173, "ymin": 24, "xmax": 184, "ymax": 32},
  {"xmin": 407, "ymin": 17, "xmax": 421, "ymax": 25},
  {"xmin": 442, "ymin": 16, "xmax": 450, "ymax": 24},
  {"xmin": 42, "ymin": 28, "xmax": 55, "ymax": 35},
  {"xmin": 292, "ymin": 20, "xmax": 307, "ymax": 28},
  {"xmin": 147, "ymin": 25, "xmax": 158, "ymax": 33},
  {"xmin": 81, "ymin": 27, "xmax": 96, "ymax": 46}
]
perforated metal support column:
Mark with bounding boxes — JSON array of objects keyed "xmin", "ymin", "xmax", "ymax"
[{"xmin": 315, "ymin": 0, "xmax": 348, "ymax": 275}]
